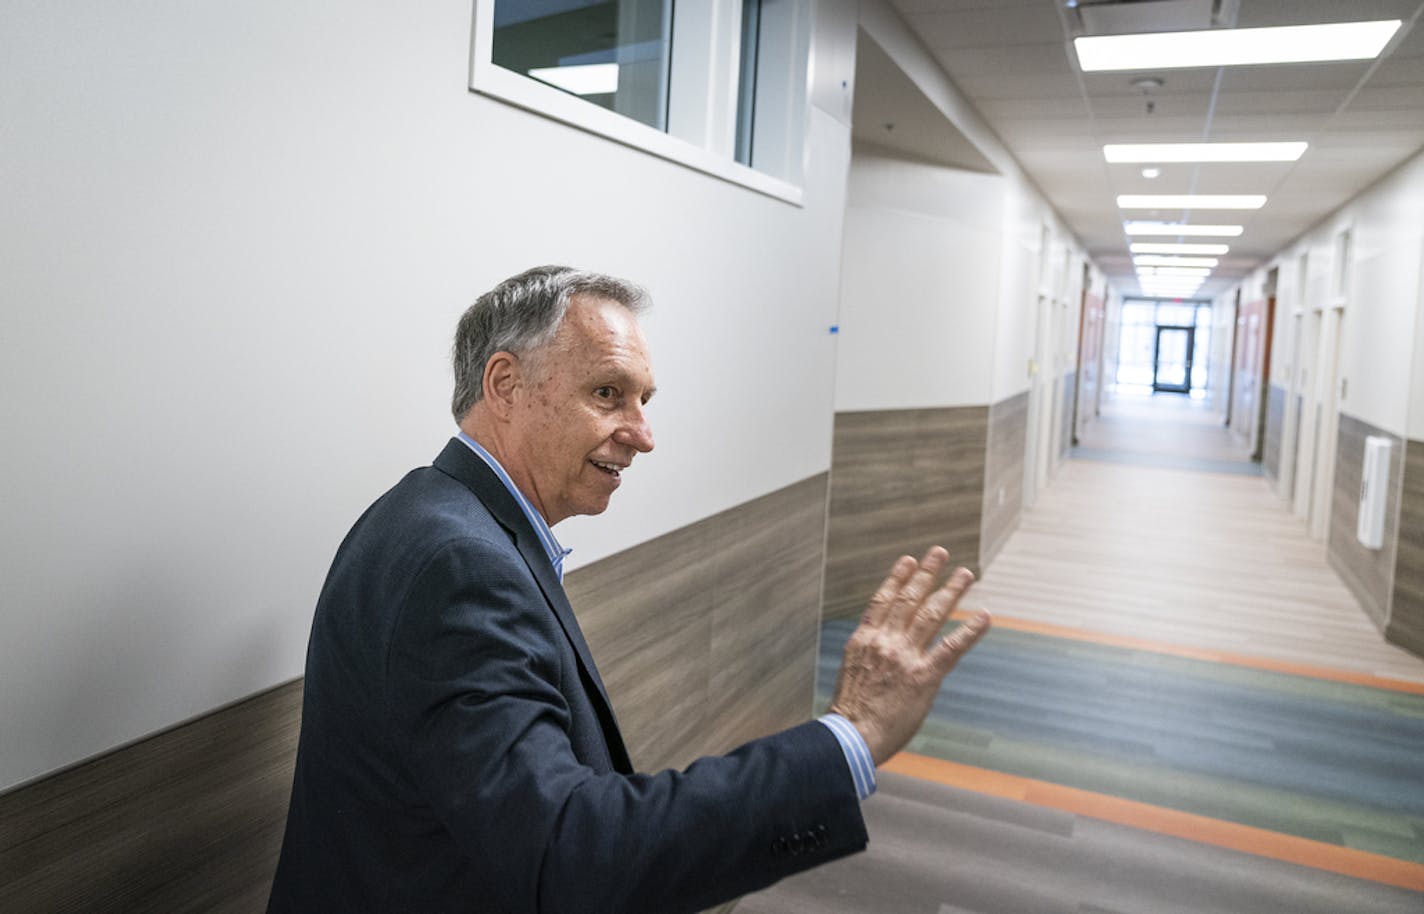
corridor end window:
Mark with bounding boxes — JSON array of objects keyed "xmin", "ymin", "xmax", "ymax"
[{"xmin": 471, "ymin": 0, "xmax": 808, "ymax": 203}]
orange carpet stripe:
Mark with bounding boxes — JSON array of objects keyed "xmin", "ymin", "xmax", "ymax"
[
  {"xmin": 884, "ymin": 752, "xmax": 1424, "ymax": 893},
  {"xmin": 950, "ymin": 610, "xmax": 1424, "ymax": 696}
]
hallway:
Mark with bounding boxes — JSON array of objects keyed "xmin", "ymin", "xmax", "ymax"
[
  {"xmin": 986, "ymin": 388, "xmax": 1424, "ymax": 682},
  {"xmin": 744, "ymin": 389, "xmax": 1424, "ymax": 913}
]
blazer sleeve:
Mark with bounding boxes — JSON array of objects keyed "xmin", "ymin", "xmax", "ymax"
[{"xmin": 385, "ymin": 537, "xmax": 867, "ymax": 914}]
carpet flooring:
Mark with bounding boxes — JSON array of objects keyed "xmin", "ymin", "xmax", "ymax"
[
  {"xmin": 739, "ymin": 620, "xmax": 1424, "ymax": 912},
  {"xmin": 739, "ymin": 772, "xmax": 1424, "ymax": 914},
  {"xmin": 816, "ymin": 618, "xmax": 1424, "ymax": 865}
]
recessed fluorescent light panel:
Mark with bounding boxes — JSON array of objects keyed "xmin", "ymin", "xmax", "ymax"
[
  {"xmin": 1075, "ymin": 20, "xmax": 1401, "ymax": 71},
  {"xmin": 1104, "ymin": 142, "xmax": 1307, "ymax": 163},
  {"xmin": 1131, "ymin": 242, "xmax": 1231, "ymax": 255},
  {"xmin": 1137, "ymin": 267, "xmax": 1212, "ymax": 277},
  {"xmin": 1124, "ymin": 222, "xmax": 1243, "ymax": 237},
  {"xmin": 1118, "ymin": 195, "xmax": 1266, "ymax": 210},
  {"xmin": 527, "ymin": 63, "xmax": 620, "ymax": 96},
  {"xmin": 1134, "ymin": 255, "xmax": 1219, "ymax": 268}
]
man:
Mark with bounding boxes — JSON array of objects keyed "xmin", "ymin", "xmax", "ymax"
[{"xmin": 268, "ymin": 266, "xmax": 991, "ymax": 913}]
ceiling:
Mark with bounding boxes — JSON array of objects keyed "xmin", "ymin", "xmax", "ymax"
[{"xmin": 878, "ymin": 0, "xmax": 1424, "ymax": 300}]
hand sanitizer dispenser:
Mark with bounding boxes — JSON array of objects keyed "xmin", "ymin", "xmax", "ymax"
[{"xmin": 1357, "ymin": 436, "xmax": 1392, "ymax": 550}]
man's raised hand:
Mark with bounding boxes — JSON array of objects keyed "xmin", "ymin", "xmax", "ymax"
[{"xmin": 827, "ymin": 546, "xmax": 991, "ymax": 766}]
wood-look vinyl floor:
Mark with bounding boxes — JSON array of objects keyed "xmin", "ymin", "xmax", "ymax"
[
  {"xmin": 1077, "ymin": 387, "xmax": 1247, "ymax": 462},
  {"xmin": 739, "ymin": 773, "xmax": 1424, "ymax": 914},
  {"xmin": 976, "ymin": 389, "xmax": 1424, "ymax": 683}
]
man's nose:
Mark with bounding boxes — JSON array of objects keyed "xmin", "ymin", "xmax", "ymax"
[{"xmin": 617, "ymin": 409, "xmax": 655, "ymax": 453}]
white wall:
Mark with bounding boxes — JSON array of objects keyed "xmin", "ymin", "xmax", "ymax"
[
  {"xmin": 1208, "ymin": 289, "xmax": 1237, "ymax": 421},
  {"xmin": 0, "ymin": 0, "xmax": 858, "ymax": 791},
  {"xmin": 848, "ymin": 0, "xmax": 1090, "ymax": 410},
  {"xmin": 1244, "ymin": 147, "xmax": 1424, "ymax": 440},
  {"xmin": 833, "ymin": 149, "xmax": 1003, "ymax": 411}
]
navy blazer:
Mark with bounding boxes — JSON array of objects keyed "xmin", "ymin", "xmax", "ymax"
[{"xmin": 268, "ymin": 440, "xmax": 867, "ymax": 913}]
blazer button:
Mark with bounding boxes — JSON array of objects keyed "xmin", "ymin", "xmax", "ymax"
[{"xmin": 770, "ymin": 837, "xmax": 788, "ymax": 856}]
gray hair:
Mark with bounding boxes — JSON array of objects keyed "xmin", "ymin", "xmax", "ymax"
[{"xmin": 451, "ymin": 265, "xmax": 650, "ymax": 420}]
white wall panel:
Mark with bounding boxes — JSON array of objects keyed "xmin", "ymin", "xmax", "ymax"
[
  {"xmin": 833, "ymin": 151, "xmax": 1002, "ymax": 411},
  {"xmin": 855, "ymin": 0, "xmax": 1083, "ymax": 407},
  {"xmin": 0, "ymin": 0, "xmax": 855, "ymax": 790},
  {"xmin": 993, "ymin": 181, "xmax": 1056, "ymax": 402},
  {"xmin": 1236, "ymin": 148, "xmax": 1424, "ymax": 440},
  {"xmin": 1348, "ymin": 151, "xmax": 1424, "ymax": 439}
]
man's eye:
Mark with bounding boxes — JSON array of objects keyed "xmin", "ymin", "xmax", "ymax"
[{"xmin": 594, "ymin": 386, "xmax": 615, "ymax": 400}]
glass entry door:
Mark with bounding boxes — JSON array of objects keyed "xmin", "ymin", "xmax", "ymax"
[{"xmin": 1153, "ymin": 326, "xmax": 1194, "ymax": 393}]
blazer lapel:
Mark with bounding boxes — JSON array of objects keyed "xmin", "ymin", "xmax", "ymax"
[{"xmin": 432, "ymin": 439, "xmax": 632, "ymax": 772}]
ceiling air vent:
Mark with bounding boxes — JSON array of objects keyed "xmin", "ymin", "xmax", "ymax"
[{"xmin": 1069, "ymin": 0, "xmax": 1240, "ymax": 36}]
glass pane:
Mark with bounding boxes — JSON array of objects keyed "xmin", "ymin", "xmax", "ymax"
[
  {"xmin": 1116, "ymin": 321, "xmax": 1156, "ymax": 387},
  {"xmin": 1156, "ymin": 303, "xmax": 1196, "ymax": 326},
  {"xmin": 493, "ymin": 1, "xmax": 672, "ymax": 131},
  {"xmin": 1155, "ymin": 329, "xmax": 1190, "ymax": 388},
  {"xmin": 1192, "ymin": 305, "xmax": 1211, "ymax": 391},
  {"xmin": 1121, "ymin": 301, "xmax": 1154, "ymax": 327},
  {"xmin": 734, "ymin": 0, "xmax": 761, "ymax": 165}
]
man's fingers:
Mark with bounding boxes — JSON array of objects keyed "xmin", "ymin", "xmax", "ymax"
[
  {"xmin": 929, "ymin": 610, "xmax": 992, "ymax": 675},
  {"xmin": 907, "ymin": 567, "xmax": 974, "ymax": 647},
  {"xmin": 887, "ymin": 546, "xmax": 949, "ymax": 628},
  {"xmin": 861, "ymin": 555, "xmax": 917, "ymax": 627}
]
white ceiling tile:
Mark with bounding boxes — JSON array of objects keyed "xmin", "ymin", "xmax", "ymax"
[
  {"xmin": 1216, "ymin": 63, "xmax": 1375, "ymax": 92},
  {"xmin": 1210, "ymin": 89, "xmax": 1354, "ymax": 115},
  {"xmin": 1088, "ymin": 95, "xmax": 1213, "ymax": 119},
  {"xmin": 1349, "ymin": 85, "xmax": 1424, "ymax": 109},
  {"xmin": 930, "ymin": 44, "xmax": 1078, "ymax": 79},
  {"xmin": 1232, "ymin": 0, "xmax": 1422, "ymax": 27},
  {"xmin": 892, "ymin": 0, "xmax": 1043, "ymax": 12},
  {"xmin": 1370, "ymin": 54, "xmax": 1424, "ymax": 87},
  {"xmin": 877, "ymin": 0, "xmax": 1424, "ymax": 285},
  {"xmin": 1331, "ymin": 108, "xmax": 1424, "ymax": 129},
  {"xmin": 978, "ymin": 97, "xmax": 1094, "ymax": 119},
  {"xmin": 947, "ymin": 75, "xmax": 1084, "ymax": 100},
  {"xmin": 904, "ymin": 8, "xmax": 1068, "ymax": 48}
]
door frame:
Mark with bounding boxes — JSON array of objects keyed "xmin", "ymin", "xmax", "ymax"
[{"xmin": 1151, "ymin": 324, "xmax": 1195, "ymax": 393}]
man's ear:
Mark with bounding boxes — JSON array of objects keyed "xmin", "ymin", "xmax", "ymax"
[{"xmin": 482, "ymin": 351, "xmax": 522, "ymax": 419}]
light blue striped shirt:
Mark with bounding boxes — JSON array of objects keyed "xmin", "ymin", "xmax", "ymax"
[
  {"xmin": 454, "ymin": 432, "xmax": 874, "ymax": 801},
  {"xmin": 456, "ymin": 432, "xmax": 571, "ymax": 580},
  {"xmin": 818, "ymin": 713, "xmax": 877, "ymax": 800}
]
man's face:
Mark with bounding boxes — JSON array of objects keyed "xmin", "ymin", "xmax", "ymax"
[{"xmin": 506, "ymin": 295, "xmax": 656, "ymax": 526}]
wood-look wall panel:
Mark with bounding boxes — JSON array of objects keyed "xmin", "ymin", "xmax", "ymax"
[
  {"xmin": 566, "ymin": 473, "xmax": 831, "ymax": 771},
  {"xmin": 1326, "ymin": 413, "xmax": 1403, "ymax": 629},
  {"xmin": 1263, "ymin": 383, "xmax": 1285, "ymax": 482},
  {"xmin": 565, "ymin": 519, "xmax": 717, "ymax": 772},
  {"xmin": 1, "ymin": 475, "xmax": 832, "ymax": 912},
  {"xmin": 0, "ymin": 679, "xmax": 301, "ymax": 913},
  {"xmin": 707, "ymin": 476, "xmax": 828, "ymax": 752},
  {"xmin": 981, "ymin": 392, "xmax": 1029, "ymax": 571},
  {"xmin": 823, "ymin": 408, "xmax": 988, "ymax": 620},
  {"xmin": 1387, "ymin": 440, "xmax": 1424, "ymax": 656}
]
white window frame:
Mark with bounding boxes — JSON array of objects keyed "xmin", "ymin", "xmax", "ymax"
[{"xmin": 468, "ymin": 0, "xmax": 808, "ymax": 205}]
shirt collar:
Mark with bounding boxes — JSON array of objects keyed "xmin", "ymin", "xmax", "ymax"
[{"xmin": 456, "ymin": 431, "xmax": 572, "ymax": 580}]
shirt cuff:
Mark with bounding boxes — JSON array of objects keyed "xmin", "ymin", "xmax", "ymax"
[{"xmin": 817, "ymin": 713, "xmax": 876, "ymax": 800}]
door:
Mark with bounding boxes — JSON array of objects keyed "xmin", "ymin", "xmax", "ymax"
[
  {"xmin": 1281, "ymin": 311, "xmax": 1303, "ymax": 501},
  {"xmin": 1309, "ymin": 307, "xmax": 1345, "ymax": 540},
  {"xmin": 1152, "ymin": 326, "xmax": 1194, "ymax": 393}
]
